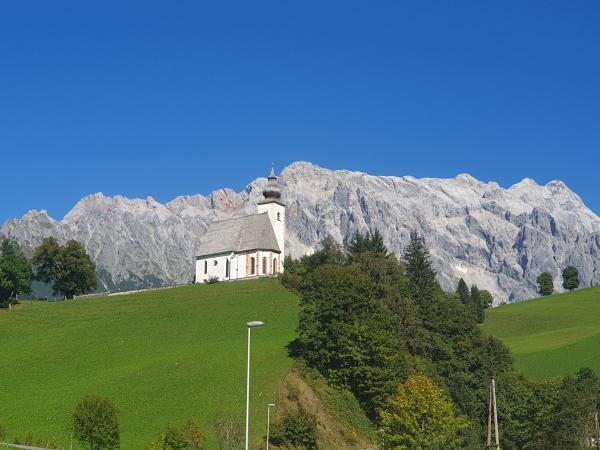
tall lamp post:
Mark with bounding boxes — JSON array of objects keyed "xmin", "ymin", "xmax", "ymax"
[
  {"xmin": 245, "ymin": 320, "xmax": 264, "ymax": 450},
  {"xmin": 266, "ymin": 403, "xmax": 276, "ymax": 450}
]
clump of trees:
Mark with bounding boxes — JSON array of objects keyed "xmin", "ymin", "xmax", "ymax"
[
  {"xmin": 33, "ymin": 237, "xmax": 97, "ymax": 299},
  {"xmin": 0, "ymin": 236, "xmax": 97, "ymax": 306},
  {"xmin": 455, "ymin": 278, "xmax": 492, "ymax": 323},
  {"xmin": 284, "ymin": 230, "xmax": 600, "ymax": 449},
  {"xmin": 72, "ymin": 395, "xmax": 120, "ymax": 450}
]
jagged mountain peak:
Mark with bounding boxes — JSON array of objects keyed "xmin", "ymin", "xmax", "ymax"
[{"xmin": 2, "ymin": 161, "xmax": 599, "ymax": 303}]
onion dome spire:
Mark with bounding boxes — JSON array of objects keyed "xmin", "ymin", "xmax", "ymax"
[{"xmin": 262, "ymin": 165, "xmax": 282, "ymax": 200}]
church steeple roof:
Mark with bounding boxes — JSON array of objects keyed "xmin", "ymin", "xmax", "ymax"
[{"xmin": 261, "ymin": 165, "xmax": 282, "ymax": 202}]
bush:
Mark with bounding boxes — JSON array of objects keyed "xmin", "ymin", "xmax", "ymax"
[
  {"xmin": 269, "ymin": 408, "xmax": 318, "ymax": 450},
  {"xmin": 280, "ymin": 272, "xmax": 303, "ymax": 291},
  {"xmin": 147, "ymin": 419, "xmax": 204, "ymax": 450},
  {"xmin": 72, "ymin": 395, "xmax": 120, "ymax": 450},
  {"xmin": 205, "ymin": 276, "xmax": 219, "ymax": 285},
  {"xmin": 213, "ymin": 416, "xmax": 244, "ymax": 450}
]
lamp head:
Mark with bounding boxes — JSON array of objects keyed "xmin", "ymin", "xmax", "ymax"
[
  {"xmin": 268, "ymin": 403, "xmax": 276, "ymax": 407},
  {"xmin": 247, "ymin": 321, "xmax": 265, "ymax": 328}
]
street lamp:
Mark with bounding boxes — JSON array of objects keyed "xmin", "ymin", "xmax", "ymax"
[
  {"xmin": 266, "ymin": 403, "xmax": 276, "ymax": 450},
  {"xmin": 245, "ymin": 320, "xmax": 264, "ymax": 450}
]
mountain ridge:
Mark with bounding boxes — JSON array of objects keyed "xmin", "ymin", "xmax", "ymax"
[{"xmin": 2, "ymin": 161, "xmax": 599, "ymax": 303}]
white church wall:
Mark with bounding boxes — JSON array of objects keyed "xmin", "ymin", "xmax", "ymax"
[{"xmin": 195, "ymin": 250, "xmax": 282, "ymax": 283}]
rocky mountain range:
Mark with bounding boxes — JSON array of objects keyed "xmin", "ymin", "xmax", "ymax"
[{"xmin": 2, "ymin": 161, "xmax": 599, "ymax": 303}]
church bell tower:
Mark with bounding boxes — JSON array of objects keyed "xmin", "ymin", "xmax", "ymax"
[{"xmin": 257, "ymin": 166, "xmax": 285, "ymax": 271}]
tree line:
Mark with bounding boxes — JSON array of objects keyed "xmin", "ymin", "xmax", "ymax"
[
  {"xmin": 282, "ymin": 230, "xmax": 600, "ymax": 449},
  {"xmin": 0, "ymin": 236, "xmax": 97, "ymax": 307}
]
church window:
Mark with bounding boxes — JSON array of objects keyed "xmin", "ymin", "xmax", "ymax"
[
  {"xmin": 226, "ymin": 260, "xmax": 230, "ymax": 278},
  {"xmin": 250, "ymin": 257, "xmax": 256, "ymax": 275},
  {"xmin": 273, "ymin": 258, "xmax": 278, "ymax": 274},
  {"xmin": 204, "ymin": 261, "xmax": 207, "ymax": 274},
  {"xmin": 262, "ymin": 257, "xmax": 267, "ymax": 275},
  {"xmin": 277, "ymin": 212, "xmax": 281, "ymax": 221},
  {"xmin": 213, "ymin": 260, "xmax": 218, "ymax": 266}
]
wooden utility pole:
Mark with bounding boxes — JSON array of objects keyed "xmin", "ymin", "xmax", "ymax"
[{"xmin": 486, "ymin": 377, "xmax": 500, "ymax": 450}]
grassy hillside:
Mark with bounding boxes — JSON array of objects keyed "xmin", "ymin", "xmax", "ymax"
[
  {"xmin": 483, "ymin": 286, "xmax": 600, "ymax": 379},
  {"xmin": 0, "ymin": 278, "xmax": 298, "ymax": 449}
]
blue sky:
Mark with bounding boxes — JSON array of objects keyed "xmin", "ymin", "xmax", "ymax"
[{"xmin": 1, "ymin": 1, "xmax": 599, "ymax": 223}]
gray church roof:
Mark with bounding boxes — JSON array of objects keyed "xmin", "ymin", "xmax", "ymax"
[{"xmin": 197, "ymin": 213, "xmax": 280, "ymax": 257}]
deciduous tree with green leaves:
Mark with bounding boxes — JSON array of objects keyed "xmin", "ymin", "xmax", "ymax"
[
  {"xmin": 72, "ymin": 395, "xmax": 120, "ymax": 450},
  {"xmin": 562, "ymin": 266, "xmax": 580, "ymax": 291},
  {"xmin": 379, "ymin": 373, "xmax": 469, "ymax": 450},
  {"xmin": 537, "ymin": 272, "xmax": 554, "ymax": 296},
  {"xmin": 0, "ymin": 237, "xmax": 32, "ymax": 307}
]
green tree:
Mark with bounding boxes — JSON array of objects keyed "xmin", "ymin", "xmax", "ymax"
[
  {"xmin": 403, "ymin": 231, "xmax": 437, "ymax": 307},
  {"xmin": 32, "ymin": 237, "xmax": 61, "ymax": 283},
  {"xmin": 470, "ymin": 285, "xmax": 484, "ymax": 323},
  {"xmin": 455, "ymin": 278, "xmax": 470, "ymax": 305},
  {"xmin": 54, "ymin": 240, "xmax": 97, "ymax": 299},
  {"xmin": 480, "ymin": 289, "xmax": 494, "ymax": 309},
  {"xmin": 0, "ymin": 238, "xmax": 32, "ymax": 307},
  {"xmin": 346, "ymin": 230, "xmax": 389, "ymax": 261},
  {"xmin": 72, "ymin": 395, "xmax": 120, "ymax": 450},
  {"xmin": 548, "ymin": 376, "xmax": 592, "ymax": 449},
  {"xmin": 537, "ymin": 272, "xmax": 554, "ymax": 296},
  {"xmin": 379, "ymin": 373, "xmax": 469, "ymax": 450},
  {"xmin": 562, "ymin": 266, "xmax": 580, "ymax": 291}
]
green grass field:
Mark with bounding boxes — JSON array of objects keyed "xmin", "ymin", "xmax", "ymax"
[
  {"xmin": 0, "ymin": 278, "xmax": 298, "ymax": 449},
  {"xmin": 483, "ymin": 286, "xmax": 600, "ymax": 379}
]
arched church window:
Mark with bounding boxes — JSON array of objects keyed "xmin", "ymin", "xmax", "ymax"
[
  {"xmin": 250, "ymin": 257, "xmax": 256, "ymax": 275},
  {"xmin": 204, "ymin": 261, "xmax": 207, "ymax": 274},
  {"xmin": 225, "ymin": 259, "xmax": 230, "ymax": 278},
  {"xmin": 277, "ymin": 212, "xmax": 281, "ymax": 221},
  {"xmin": 262, "ymin": 257, "xmax": 267, "ymax": 275},
  {"xmin": 273, "ymin": 258, "xmax": 278, "ymax": 274}
]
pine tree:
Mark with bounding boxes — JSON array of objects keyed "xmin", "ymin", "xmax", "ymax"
[
  {"xmin": 346, "ymin": 229, "xmax": 389, "ymax": 261},
  {"xmin": 470, "ymin": 284, "xmax": 484, "ymax": 323},
  {"xmin": 456, "ymin": 278, "xmax": 470, "ymax": 305},
  {"xmin": 403, "ymin": 231, "xmax": 437, "ymax": 301}
]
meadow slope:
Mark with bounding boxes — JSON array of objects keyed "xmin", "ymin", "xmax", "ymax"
[
  {"xmin": 0, "ymin": 278, "xmax": 298, "ymax": 449},
  {"xmin": 483, "ymin": 286, "xmax": 600, "ymax": 379}
]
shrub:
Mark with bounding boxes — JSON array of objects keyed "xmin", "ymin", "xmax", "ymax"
[
  {"xmin": 269, "ymin": 408, "xmax": 318, "ymax": 450},
  {"xmin": 72, "ymin": 395, "xmax": 120, "ymax": 450},
  {"xmin": 205, "ymin": 276, "xmax": 219, "ymax": 285},
  {"xmin": 147, "ymin": 419, "xmax": 205, "ymax": 450},
  {"xmin": 162, "ymin": 426, "xmax": 188, "ymax": 449}
]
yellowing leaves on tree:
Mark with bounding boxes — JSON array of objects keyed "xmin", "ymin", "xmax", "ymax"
[{"xmin": 379, "ymin": 373, "xmax": 469, "ymax": 450}]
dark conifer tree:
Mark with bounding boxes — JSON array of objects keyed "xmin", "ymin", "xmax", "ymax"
[
  {"xmin": 403, "ymin": 231, "xmax": 437, "ymax": 303},
  {"xmin": 470, "ymin": 284, "xmax": 484, "ymax": 323},
  {"xmin": 456, "ymin": 278, "xmax": 470, "ymax": 305}
]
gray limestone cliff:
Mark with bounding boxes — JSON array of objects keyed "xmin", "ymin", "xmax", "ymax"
[{"xmin": 2, "ymin": 161, "xmax": 599, "ymax": 303}]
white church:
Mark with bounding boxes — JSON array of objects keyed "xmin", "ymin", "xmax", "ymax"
[{"xmin": 195, "ymin": 167, "xmax": 285, "ymax": 283}]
